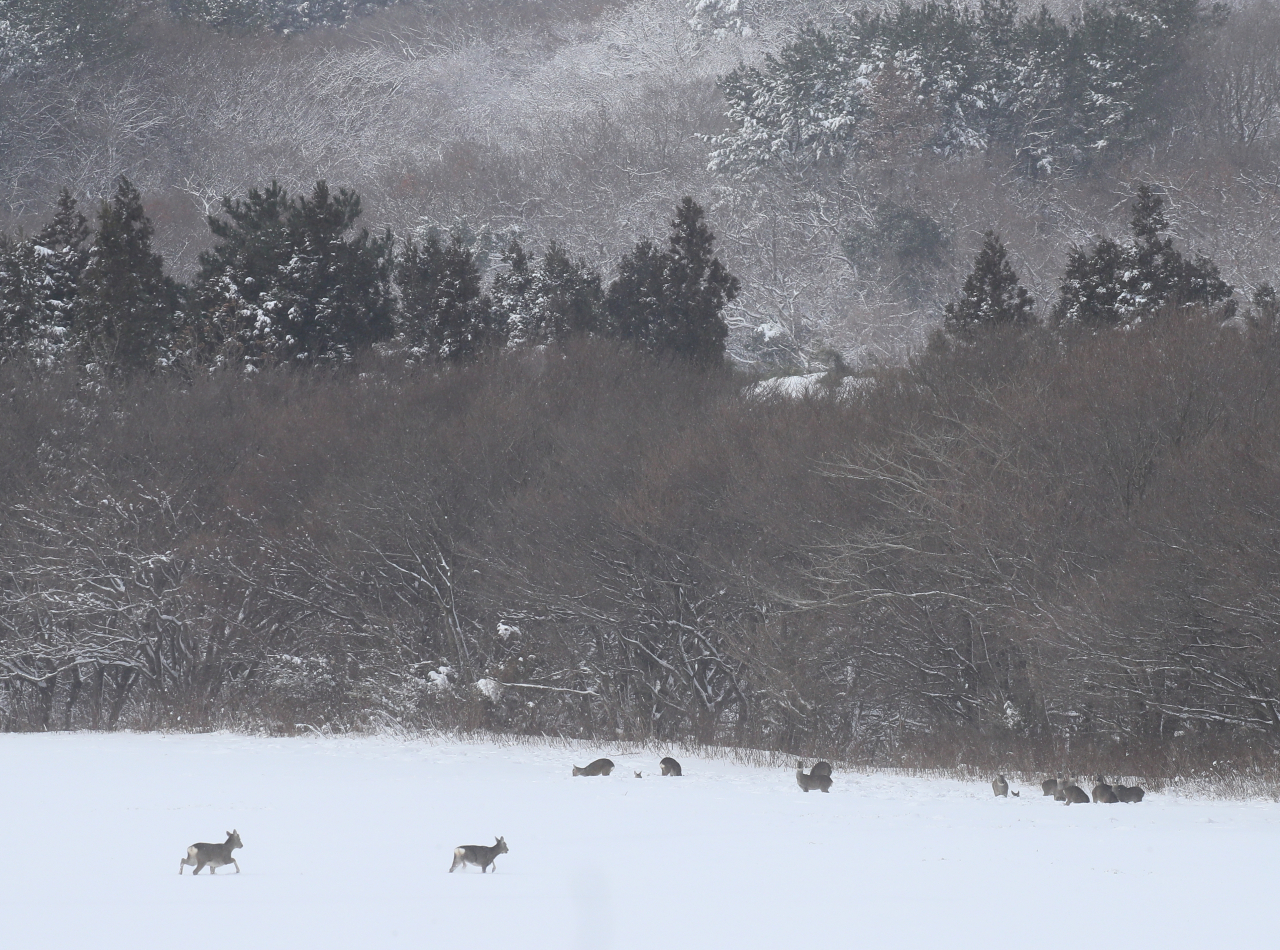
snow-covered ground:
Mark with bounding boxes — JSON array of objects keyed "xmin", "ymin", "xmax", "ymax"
[{"xmin": 2, "ymin": 734, "xmax": 1274, "ymax": 949}]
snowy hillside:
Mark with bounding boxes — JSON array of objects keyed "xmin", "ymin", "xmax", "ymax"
[{"xmin": 2, "ymin": 733, "xmax": 1274, "ymax": 948}]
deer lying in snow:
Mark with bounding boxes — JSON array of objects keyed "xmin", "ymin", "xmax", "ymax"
[
  {"xmin": 1061, "ymin": 779, "xmax": 1090, "ymax": 804},
  {"xmin": 1113, "ymin": 780, "xmax": 1146, "ymax": 802}
]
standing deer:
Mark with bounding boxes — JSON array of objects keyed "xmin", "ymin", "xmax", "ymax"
[
  {"xmin": 795, "ymin": 762, "xmax": 833, "ymax": 793},
  {"xmin": 449, "ymin": 836, "xmax": 508, "ymax": 873}
]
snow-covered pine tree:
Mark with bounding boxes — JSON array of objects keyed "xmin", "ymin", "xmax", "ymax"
[
  {"xmin": 0, "ymin": 188, "xmax": 90, "ymax": 364},
  {"xmin": 192, "ymin": 180, "xmax": 394, "ymax": 367},
  {"xmin": 604, "ymin": 198, "xmax": 737, "ymax": 366},
  {"xmin": 657, "ymin": 198, "xmax": 738, "ymax": 365},
  {"xmin": 536, "ymin": 242, "xmax": 602, "ymax": 343},
  {"xmin": 397, "ymin": 232, "xmax": 501, "ymax": 362},
  {"xmin": 709, "ymin": 0, "xmax": 1221, "ymax": 176},
  {"xmin": 604, "ymin": 238, "xmax": 665, "ymax": 352},
  {"xmin": 0, "ymin": 233, "xmax": 39, "ymax": 360},
  {"xmin": 279, "ymin": 181, "xmax": 394, "ymax": 361},
  {"xmin": 686, "ymin": 0, "xmax": 753, "ymax": 39},
  {"xmin": 73, "ymin": 177, "xmax": 180, "ymax": 375},
  {"xmin": 492, "ymin": 239, "xmax": 602, "ymax": 349},
  {"xmin": 1054, "ymin": 185, "xmax": 1232, "ymax": 326},
  {"xmin": 490, "ymin": 238, "xmax": 538, "ymax": 348},
  {"xmin": 944, "ymin": 231, "xmax": 1035, "ymax": 336},
  {"xmin": 190, "ymin": 180, "xmax": 292, "ymax": 367},
  {"xmin": 29, "ymin": 188, "xmax": 90, "ymax": 362}
]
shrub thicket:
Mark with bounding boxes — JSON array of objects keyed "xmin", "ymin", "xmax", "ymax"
[{"xmin": 2, "ymin": 307, "xmax": 1278, "ymax": 782}]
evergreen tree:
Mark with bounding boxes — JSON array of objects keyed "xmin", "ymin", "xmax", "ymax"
[
  {"xmin": 0, "ymin": 189, "xmax": 88, "ymax": 364},
  {"xmin": 0, "ymin": 234, "xmax": 38, "ymax": 359},
  {"xmin": 604, "ymin": 238, "xmax": 666, "ymax": 350},
  {"xmin": 192, "ymin": 180, "xmax": 394, "ymax": 366},
  {"xmin": 604, "ymin": 198, "xmax": 738, "ymax": 366},
  {"xmin": 489, "ymin": 238, "xmax": 538, "ymax": 347},
  {"xmin": 538, "ymin": 242, "xmax": 602, "ymax": 342},
  {"xmin": 279, "ymin": 181, "xmax": 394, "ymax": 361},
  {"xmin": 1054, "ymin": 185, "xmax": 1232, "ymax": 326},
  {"xmin": 491, "ymin": 238, "xmax": 602, "ymax": 348},
  {"xmin": 944, "ymin": 231, "xmax": 1035, "ymax": 336},
  {"xmin": 710, "ymin": 0, "xmax": 1219, "ymax": 176},
  {"xmin": 74, "ymin": 177, "xmax": 180, "ymax": 375},
  {"xmin": 397, "ymin": 232, "xmax": 501, "ymax": 362},
  {"xmin": 35, "ymin": 188, "xmax": 91, "ymax": 324}
]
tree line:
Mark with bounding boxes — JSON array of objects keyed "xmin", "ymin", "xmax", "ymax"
[
  {"xmin": 942, "ymin": 185, "xmax": 1243, "ymax": 338},
  {"xmin": 3, "ymin": 177, "xmax": 1249, "ymax": 377},
  {"xmin": 3, "ymin": 295, "xmax": 1280, "ymax": 782},
  {"xmin": 0, "ymin": 179, "xmax": 737, "ymax": 375}
]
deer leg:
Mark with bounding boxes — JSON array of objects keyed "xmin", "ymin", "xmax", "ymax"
[
  {"xmin": 194, "ymin": 862, "xmax": 205, "ymax": 875},
  {"xmin": 233, "ymin": 859, "xmax": 240, "ymax": 873}
]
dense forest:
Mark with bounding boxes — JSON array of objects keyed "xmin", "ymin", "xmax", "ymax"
[{"xmin": 2, "ymin": 0, "xmax": 1280, "ymax": 778}]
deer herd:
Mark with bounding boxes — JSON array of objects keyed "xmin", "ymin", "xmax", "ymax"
[
  {"xmin": 176, "ymin": 756, "xmax": 1146, "ymax": 877},
  {"xmin": 993, "ymin": 773, "xmax": 1147, "ymax": 803}
]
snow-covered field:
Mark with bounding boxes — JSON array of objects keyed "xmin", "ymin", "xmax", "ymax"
[{"xmin": 2, "ymin": 734, "xmax": 1274, "ymax": 949}]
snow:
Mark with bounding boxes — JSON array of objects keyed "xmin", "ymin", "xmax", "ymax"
[
  {"xmin": 2, "ymin": 733, "xmax": 1276, "ymax": 948},
  {"xmin": 749, "ymin": 373, "xmax": 872, "ymax": 400},
  {"xmin": 750, "ymin": 371, "xmax": 829, "ymax": 398}
]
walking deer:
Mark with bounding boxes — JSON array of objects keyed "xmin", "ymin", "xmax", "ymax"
[
  {"xmin": 449, "ymin": 837, "xmax": 508, "ymax": 873},
  {"xmin": 179, "ymin": 830, "xmax": 242, "ymax": 875},
  {"xmin": 572, "ymin": 758, "xmax": 614, "ymax": 776}
]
